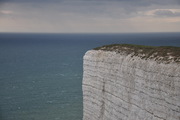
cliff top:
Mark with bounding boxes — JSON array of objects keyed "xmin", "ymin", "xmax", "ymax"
[{"xmin": 94, "ymin": 44, "xmax": 180, "ymax": 63}]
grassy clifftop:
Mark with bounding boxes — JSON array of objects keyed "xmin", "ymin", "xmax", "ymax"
[{"xmin": 94, "ymin": 44, "xmax": 180, "ymax": 63}]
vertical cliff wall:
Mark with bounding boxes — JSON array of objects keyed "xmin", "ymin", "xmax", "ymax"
[{"xmin": 82, "ymin": 45, "xmax": 180, "ymax": 120}]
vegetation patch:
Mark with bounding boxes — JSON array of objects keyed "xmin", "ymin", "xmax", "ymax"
[{"xmin": 93, "ymin": 44, "xmax": 180, "ymax": 63}]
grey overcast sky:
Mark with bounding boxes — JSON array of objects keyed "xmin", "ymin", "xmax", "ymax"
[{"xmin": 0, "ymin": 0, "xmax": 180, "ymax": 33}]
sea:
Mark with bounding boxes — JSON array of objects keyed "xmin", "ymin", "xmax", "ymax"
[{"xmin": 0, "ymin": 33, "xmax": 180, "ymax": 120}]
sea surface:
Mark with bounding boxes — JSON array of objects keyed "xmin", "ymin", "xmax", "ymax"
[{"xmin": 0, "ymin": 33, "xmax": 180, "ymax": 120}]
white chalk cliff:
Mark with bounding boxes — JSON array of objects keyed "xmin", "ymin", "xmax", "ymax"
[{"xmin": 82, "ymin": 45, "xmax": 180, "ymax": 120}]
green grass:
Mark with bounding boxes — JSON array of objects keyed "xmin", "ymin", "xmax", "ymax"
[{"xmin": 93, "ymin": 44, "xmax": 180, "ymax": 63}]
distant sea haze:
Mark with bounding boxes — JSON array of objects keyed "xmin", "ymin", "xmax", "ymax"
[{"xmin": 0, "ymin": 33, "xmax": 180, "ymax": 120}]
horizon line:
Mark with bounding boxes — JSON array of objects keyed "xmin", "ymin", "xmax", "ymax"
[{"xmin": 1, "ymin": 32, "xmax": 180, "ymax": 34}]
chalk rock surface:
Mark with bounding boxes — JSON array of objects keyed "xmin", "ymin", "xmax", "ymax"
[{"xmin": 83, "ymin": 46, "xmax": 180, "ymax": 120}]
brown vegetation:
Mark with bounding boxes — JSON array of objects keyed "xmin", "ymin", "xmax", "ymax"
[{"xmin": 94, "ymin": 44, "xmax": 180, "ymax": 63}]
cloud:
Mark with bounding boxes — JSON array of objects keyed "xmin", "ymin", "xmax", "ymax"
[
  {"xmin": 154, "ymin": 9, "xmax": 180, "ymax": 17},
  {"xmin": 1, "ymin": 0, "xmax": 179, "ymax": 17},
  {"xmin": 1, "ymin": 0, "xmax": 179, "ymax": 5},
  {"xmin": 0, "ymin": 10, "xmax": 14, "ymax": 15},
  {"xmin": 0, "ymin": 0, "xmax": 180, "ymax": 33},
  {"xmin": 144, "ymin": 9, "xmax": 180, "ymax": 18}
]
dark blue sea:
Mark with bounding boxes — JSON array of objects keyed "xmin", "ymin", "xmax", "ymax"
[{"xmin": 0, "ymin": 33, "xmax": 180, "ymax": 120}]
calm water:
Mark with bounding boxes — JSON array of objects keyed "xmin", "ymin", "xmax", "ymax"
[{"xmin": 0, "ymin": 33, "xmax": 180, "ymax": 120}]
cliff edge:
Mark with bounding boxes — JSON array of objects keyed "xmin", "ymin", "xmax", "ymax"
[{"xmin": 83, "ymin": 44, "xmax": 180, "ymax": 120}]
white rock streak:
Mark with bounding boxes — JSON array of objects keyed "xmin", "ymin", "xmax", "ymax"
[{"xmin": 83, "ymin": 50, "xmax": 180, "ymax": 120}]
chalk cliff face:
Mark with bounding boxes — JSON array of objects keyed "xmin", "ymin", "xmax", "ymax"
[{"xmin": 83, "ymin": 47, "xmax": 180, "ymax": 120}]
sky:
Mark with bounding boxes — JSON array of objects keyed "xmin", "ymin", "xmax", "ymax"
[{"xmin": 0, "ymin": 0, "xmax": 180, "ymax": 33}]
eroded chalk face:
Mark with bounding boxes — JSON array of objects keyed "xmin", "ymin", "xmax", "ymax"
[{"xmin": 83, "ymin": 47, "xmax": 180, "ymax": 120}]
